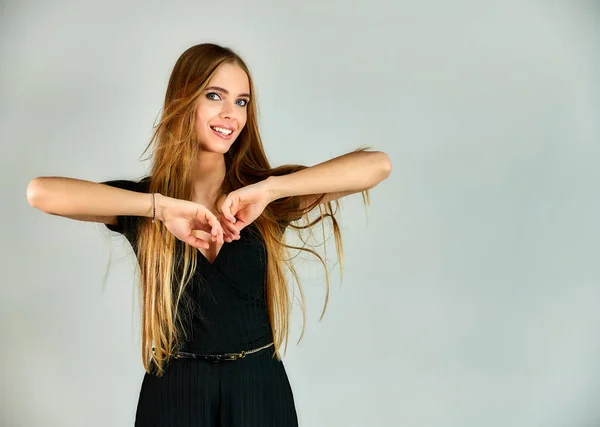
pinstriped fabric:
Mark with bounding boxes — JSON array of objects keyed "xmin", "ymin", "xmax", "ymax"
[
  {"xmin": 102, "ymin": 179, "xmax": 298, "ymax": 426},
  {"xmin": 219, "ymin": 350, "xmax": 297, "ymax": 426},
  {"xmin": 134, "ymin": 358, "xmax": 220, "ymax": 426},
  {"xmin": 134, "ymin": 351, "xmax": 298, "ymax": 426}
]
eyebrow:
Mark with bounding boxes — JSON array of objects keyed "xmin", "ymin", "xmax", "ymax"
[{"xmin": 205, "ymin": 86, "xmax": 251, "ymax": 99}]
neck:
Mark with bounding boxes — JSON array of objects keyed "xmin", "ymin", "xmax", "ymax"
[{"xmin": 192, "ymin": 151, "xmax": 226, "ymax": 208}]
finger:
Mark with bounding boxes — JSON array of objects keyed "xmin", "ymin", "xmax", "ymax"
[
  {"xmin": 227, "ymin": 222, "xmax": 240, "ymax": 240},
  {"xmin": 202, "ymin": 209, "xmax": 224, "ymax": 244},
  {"xmin": 221, "ymin": 217, "xmax": 240, "ymax": 239},
  {"xmin": 221, "ymin": 197, "xmax": 237, "ymax": 223},
  {"xmin": 210, "ymin": 223, "xmax": 224, "ymax": 244},
  {"xmin": 184, "ymin": 234, "xmax": 210, "ymax": 249},
  {"xmin": 221, "ymin": 225, "xmax": 235, "ymax": 242},
  {"xmin": 229, "ymin": 219, "xmax": 246, "ymax": 236},
  {"xmin": 217, "ymin": 215, "xmax": 236, "ymax": 242},
  {"xmin": 221, "ymin": 218, "xmax": 238, "ymax": 242},
  {"xmin": 209, "ymin": 214, "xmax": 225, "ymax": 244}
]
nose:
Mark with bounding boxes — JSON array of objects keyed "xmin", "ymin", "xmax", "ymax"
[{"xmin": 219, "ymin": 101, "xmax": 235, "ymax": 120}]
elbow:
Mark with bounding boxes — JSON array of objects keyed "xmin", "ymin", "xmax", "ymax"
[
  {"xmin": 363, "ymin": 152, "xmax": 392, "ymax": 190},
  {"xmin": 375, "ymin": 151, "xmax": 392, "ymax": 183},
  {"xmin": 27, "ymin": 177, "xmax": 46, "ymax": 209},
  {"xmin": 380, "ymin": 152, "xmax": 392, "ymax": 178}
]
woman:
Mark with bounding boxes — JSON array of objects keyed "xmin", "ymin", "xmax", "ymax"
[{"xmin": 27, "ymin": 43, "xmax": 391, "ymax": 426}]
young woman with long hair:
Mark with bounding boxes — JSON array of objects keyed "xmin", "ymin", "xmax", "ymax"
[{"xmin": 27, "ymin": 43, "xmax": 391, "ymax": 426}]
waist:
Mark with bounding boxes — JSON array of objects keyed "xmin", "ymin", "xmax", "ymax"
[
  {"xmin": 180, "ymin": 330, "xmax": 273, "ymax": 353},
  {"xmin": 173, "ymin": 342, "xmax": 274, "ymax": 363}
]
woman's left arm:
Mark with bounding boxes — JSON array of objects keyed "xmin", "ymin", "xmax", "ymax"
[
  {"xmin": 218, "ymin": 151, "xmax": 391, "ymax": 236},
  {"xmin": 266, "ymin": 150, "xmax": 392, "ymax": 207}
]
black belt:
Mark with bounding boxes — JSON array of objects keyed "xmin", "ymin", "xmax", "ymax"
[{"xmin": 172, "ymin": 342, "xmax": 274, "ymax": 363}]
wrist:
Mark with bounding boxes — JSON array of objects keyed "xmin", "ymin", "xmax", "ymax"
[
  {"xmin": 153, "ymin": 193, "xmax": 169, "ymax": 222},
  {"xmin": 264, "ymin": 175, "xmax": 282, "ymax": 202}
]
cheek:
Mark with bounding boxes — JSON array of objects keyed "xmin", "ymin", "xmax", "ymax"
[
  {"xmin": 195, "ymin": 110, "xmax": 215, "ymax": 134},
  {"xmin": 195, "ymin": 114, "xmax": 207, "ymax": 135},
  {"xmin": 195, "ymin": 106, "xmax": 205, "ymax": 124},
  {"xmin": 195, "ymin": 101, "xmax": 219, "ymax": 122}
]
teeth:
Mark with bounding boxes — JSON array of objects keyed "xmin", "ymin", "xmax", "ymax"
[{"xmin": 211, "ymin": 126, "xmax": 232, "ymax": 135}]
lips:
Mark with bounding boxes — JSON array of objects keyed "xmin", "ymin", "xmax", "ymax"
[
  {"xmin": 210, "ymin": 124, "xmax": 235, "ymax": 140},
  {"xmin": 210, "ymin": 124, "xmax": 235, "ymax": 132}
]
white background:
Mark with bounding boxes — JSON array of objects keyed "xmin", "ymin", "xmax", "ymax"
[{"xmin": 2, "ymin": 1, "xmax": 599, "ymax": 426}]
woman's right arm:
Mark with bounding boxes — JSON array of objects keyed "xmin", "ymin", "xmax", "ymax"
[
  {"xmin": 26, "ymin": 177, "xmax": 166, "ymax": 224},
  {"xmin": 26, "ymin": 177, "xmax": 230, "ymax": 249}
]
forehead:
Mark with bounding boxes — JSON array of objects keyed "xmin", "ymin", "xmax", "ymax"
[{"xmin": 207, "ymin": 63, "xmax": 250, "ymax": 94}]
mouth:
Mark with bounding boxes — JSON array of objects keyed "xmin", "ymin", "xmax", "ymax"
[{"xmin": 210, "ymin": 125, "xmax": 234, "ymax": 139}]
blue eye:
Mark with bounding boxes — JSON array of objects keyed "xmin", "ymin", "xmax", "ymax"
[{"xmin": 206, "ymin": 92, "xmax": 248, "ymax": 107}]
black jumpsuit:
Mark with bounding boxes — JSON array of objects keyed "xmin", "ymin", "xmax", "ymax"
[{"xmin": 103, "ymin": 178, "xmax": 299, "ymax": 427}]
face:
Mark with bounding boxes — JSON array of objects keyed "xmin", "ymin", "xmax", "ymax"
[{"xmin": 194, "ymin": 62, "xmax": 250, "ymax": 153}]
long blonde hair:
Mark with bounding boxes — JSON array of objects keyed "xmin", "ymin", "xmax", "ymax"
[{"xmin": 122, "ymin": 43, "xmax": 370, "ymax": 376}]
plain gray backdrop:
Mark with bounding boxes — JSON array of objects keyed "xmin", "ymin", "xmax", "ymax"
[{"xmin": 2, "ymin": 0, "xmax": 599, "ymax": 426}]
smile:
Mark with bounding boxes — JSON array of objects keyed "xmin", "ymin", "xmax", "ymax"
[{"xmin": 210, "ymin": 126, "xmax": 234, "ymax": 139}]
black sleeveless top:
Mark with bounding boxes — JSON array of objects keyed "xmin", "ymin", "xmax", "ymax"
[{"xmin": 102, "ymin": 177, "xmax": 278, "ymax": 353}]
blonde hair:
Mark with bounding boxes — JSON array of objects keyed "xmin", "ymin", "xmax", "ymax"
[{"xmin": 116, "ymin": 43, "xmax": 370, "ymax": 376}]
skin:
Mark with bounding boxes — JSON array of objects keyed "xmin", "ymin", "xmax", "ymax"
[
  {"xmin": 192, "ymin": 62, "xmax": 249, "ymax": 207},
  {"xmin": 191, "ymin": 62, "xmax": 250, "ymax": 258}
]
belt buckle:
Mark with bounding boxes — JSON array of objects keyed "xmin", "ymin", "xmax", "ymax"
[{"xmin": 221, "ymin": 351, "xmax": 246, "ymax": 362}]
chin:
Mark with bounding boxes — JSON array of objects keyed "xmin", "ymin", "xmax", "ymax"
[
  {"xmin": 199, "ymin": 137, "xmax": 236, "ymax": 154},
  {"xmin": 199, "ymin": 145, "xmax": 231, "ymax": 154}
]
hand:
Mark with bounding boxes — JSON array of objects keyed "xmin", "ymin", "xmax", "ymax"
[
  {"xmin": 215, "ymin": 212, "xmax": 241, "ymax": 242},
  {"xmin": 158, "ymin": 196, "xmax": 224, "ymax": 249},
  {"xmin": 218, "ymin": 180, "xmax": 273, "ymax": 240}
]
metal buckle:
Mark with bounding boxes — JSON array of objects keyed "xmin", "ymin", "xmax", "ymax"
[{"xmin": 220, "ymin": 351, "xmax": 245, "ymax": 361}]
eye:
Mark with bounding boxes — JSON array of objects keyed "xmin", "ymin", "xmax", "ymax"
[
  {"xmin": 237, "ymin": 99, "xmax": 249, "ymax": 107},
  {"xmin": 206, "ymin": 92, "xmax": 221, "ymax": 101}
]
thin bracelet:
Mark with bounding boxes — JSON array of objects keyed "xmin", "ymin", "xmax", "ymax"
[{"xmin": 151, "ymin": 193, "xmax": 156, "ymax": 222}]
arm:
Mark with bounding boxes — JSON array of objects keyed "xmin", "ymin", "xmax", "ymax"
[
  {"xmin": 26, "ymin": 177, "xmax": 168, "ymax": 224},
  {"xmin": 28, "ymin": 177, "xmax": 228, "ymax": 248},
  {"xmin": 266, "ymin": 150, "xmax": 392, "ymax": 207}
]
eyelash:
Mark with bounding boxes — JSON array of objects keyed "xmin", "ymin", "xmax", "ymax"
[{"xmin": 206, "ymin": 92, "xmax": 248, "ymax": 107}]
